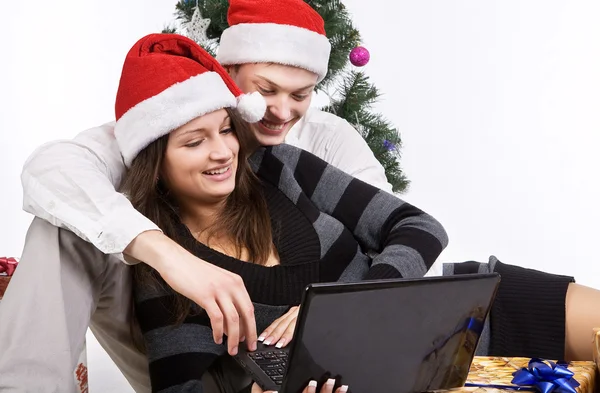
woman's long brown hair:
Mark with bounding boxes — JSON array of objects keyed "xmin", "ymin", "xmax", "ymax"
[{"xmin": 120, "ymin": 108, "xmax": 273, "ymax": 345}]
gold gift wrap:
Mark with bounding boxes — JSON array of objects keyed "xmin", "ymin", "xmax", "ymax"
[
  {"xmin": 444, "ymin": 357, "xmax": 597, "ymax": 393},
  {"xmin": 594, "ymin": 329, "xmax": 600, "ymax": 376},
  {"xmin": 0, "ymin": 276, "xmax": 10, "ymax": 300}
]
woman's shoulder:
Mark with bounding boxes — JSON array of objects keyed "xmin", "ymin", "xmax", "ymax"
[
  {"xmin": 250, "ymin": 144, "xmax": 329, "ymax": 179},
  {"xmin": 302, "ymin": 108, "xmax": 346, "ymax": 127}
]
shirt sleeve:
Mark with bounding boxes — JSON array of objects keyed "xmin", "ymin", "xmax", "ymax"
[
  {"xmin": 134, "ymin": 270, "xmax": 226, "ymax": 392},
  {"xmin": 319, "ymin": 118, "xmax": 394, "ymax": 194},
  {"xmin": 20, "ymin": 123, "xmax": 160, "ymax": 260},
  {"xmin": 259, "ymin": 145, "xmax": 449, "ymax": 279}
]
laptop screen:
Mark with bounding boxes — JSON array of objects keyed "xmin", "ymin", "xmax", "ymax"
[{"xmin": 282, "ymin": 274, "xmax": 499, "ymax": 393}]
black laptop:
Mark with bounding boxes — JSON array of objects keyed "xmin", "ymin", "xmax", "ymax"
[{"xmin": 235, "ymin": 273, "xmax": 500, "ymax": 393}]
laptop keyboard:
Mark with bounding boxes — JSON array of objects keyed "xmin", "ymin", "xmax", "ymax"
[{"xmin": 248, "ymin": 350, "xmax": 289, "ymax": 385}]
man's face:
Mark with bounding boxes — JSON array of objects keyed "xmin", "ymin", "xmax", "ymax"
[{"xmin": 230, "ymin": 63, "xmax": 318, "ymax": 145}]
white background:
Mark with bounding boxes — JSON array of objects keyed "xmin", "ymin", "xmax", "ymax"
[{"xmin": 1, "ymin": 0, "xmax": 599, "ymax": 391}]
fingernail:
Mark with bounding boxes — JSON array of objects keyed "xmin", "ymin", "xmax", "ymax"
[
  {"xmin": 249, "ymin": 341, "xmax": 257, "ymax": 351},
  {"xmin": 240, "ymin": 336, "xmax": 246, "ymax": 342},
  {"xmin": 308, "ymin": 380, "xmax": 318, "ymax": 387},
  {"xmin": 231, "ymin": 346, "xmax": 238, "ymax": 355},
  {"xmin": 258, "ymin": 335, "xmax": 265, "ymax": 342},
  {"xmin": 275, "ymin": 339, "xmax": 286, "ymax": 348},
  {"xmin": 340, "ymin": 385, "xmax": 349, "ymax": 392},
  {"xmin": 326, "ymin": 378, "xmax": 335, "ymax": 385},
  {"xmin": 264, "ymin": 338, "xmax": 272, "ymax": 345}
]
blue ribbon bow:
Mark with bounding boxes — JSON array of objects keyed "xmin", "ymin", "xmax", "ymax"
[
  {"xmin": 511, "ymin": 358, "xmax": 580, "ymax": 393},
  {"xmin": 464, "ymin": 358, "xmax": 580, "ymax": 393}
]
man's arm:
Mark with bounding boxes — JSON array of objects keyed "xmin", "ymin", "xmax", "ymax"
[
  {"xmin": 21, "ymin": 123, "xmax": 159, "ymax": 257},
  {"xmin": 21, "ymin": 124, "xmax": 258, "ymax": 353}
]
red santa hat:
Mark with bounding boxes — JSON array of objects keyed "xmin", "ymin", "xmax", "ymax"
[
  {"xmin": 216, "ymin": 0, "xmax": 331, "ymax": 82},
  {"xmin": 114, "ymin": 33, "xmax": 266, "ymax": 167}
]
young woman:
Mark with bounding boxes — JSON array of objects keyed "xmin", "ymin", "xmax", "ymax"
[{"xmin": 116, "ymin": 33, "xmax": 447, "ymax": 393}]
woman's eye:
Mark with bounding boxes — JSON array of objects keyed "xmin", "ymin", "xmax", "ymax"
[
  {"xmin": 185, "ymin": 140, "xmax": 203, "ymax": 147},
  {"xmin": 220, "ymin": 128, "xmax": 233, "ymax": 135}
]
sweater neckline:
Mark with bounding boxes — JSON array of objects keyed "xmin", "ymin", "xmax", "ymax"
[{"xmin": 176, "ymin": 222, "xmax": 321, "ymax": 306}]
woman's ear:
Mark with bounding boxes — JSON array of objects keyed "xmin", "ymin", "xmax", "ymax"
[{"xmin": 156, "ymin": 165, "xmax": 168, "ymax": 190}]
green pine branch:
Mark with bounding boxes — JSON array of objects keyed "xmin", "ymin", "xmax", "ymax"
[
  {"xmin": 162, "ymin": 26, "xmax": 178, "ymax": 34},
  {"xmin": 163, "ymin": 0, "xmax": 409, "ymax": 193},
  {"xmin": 175, "ymin": 0, "xmax": 229, "ymax": 38},
  {"xmin": 306, "ymin": 0, "xmax": 360, "ymax": 89},
  {"xmin": 324, "ymin": 71, "xmax": 409, "ymax": 193}
]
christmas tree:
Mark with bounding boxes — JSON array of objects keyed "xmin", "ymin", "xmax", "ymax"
[{"xmin": 163, "ymin": 0, "xmax": 409, "ymax": 193}]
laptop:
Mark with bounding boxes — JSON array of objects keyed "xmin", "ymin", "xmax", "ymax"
[{"xmin": 235, "ymin": 273, "xmax": 500, "ymax": 393}]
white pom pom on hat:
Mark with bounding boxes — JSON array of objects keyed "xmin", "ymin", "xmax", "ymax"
[
  {"xmin": 114, "ymin": 33, "xmax": 267, "ymax": 167},
  {"xmin": 236, "ymin": 91, "xmax": 267, "ymax": 123}
]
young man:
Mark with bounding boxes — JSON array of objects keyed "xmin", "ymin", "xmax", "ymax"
[
  {"xmin": 215, "ymin": 0, "xmax": 393, "ymax": 192},
  {"xmin": 0, "ymin": 1, "xmax": 436, "ymax": 392}
]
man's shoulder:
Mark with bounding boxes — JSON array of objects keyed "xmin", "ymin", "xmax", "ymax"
[
  {"xmin": 76, "ymin": 121, "xmax": 116, "ymax": 137},
  {"xmin": 87, "ymin": 121, "xmax": 116, "ymax": 133},
  {"xmin": 302, "ymin": 108, "xmax": 345, "ymax": 128},
  {"xmin": 296, "ymin": 109, "xmax": 358, "ymax": 143}
]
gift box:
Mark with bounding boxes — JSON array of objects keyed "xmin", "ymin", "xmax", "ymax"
[
  {"xmin": 445, "ymin": 357, "xmax": 597, "ymax": 393},
  {"xmin": 0, "ymin": 256, "xmax": 18, "ymax": 300},
  {"xmin": 0, "ymin": 275, "xmax": 10, "ymax": 299},
  {"xmin": 594, "ymin": 329, "xmax": 600, "ymax": 376}
]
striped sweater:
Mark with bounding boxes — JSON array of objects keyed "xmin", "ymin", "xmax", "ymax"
[{"xmin": 134, "ymin": 144, "xmax": 449, "ymax": 392}]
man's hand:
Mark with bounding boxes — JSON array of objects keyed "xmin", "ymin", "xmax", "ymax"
[
  {"xmin": 125, "ymin": 230, "xmax": 257, "ymax": 355},
  {"xmin": 259, "ymin": 306, "xmax": 299, "ymax": 348}
]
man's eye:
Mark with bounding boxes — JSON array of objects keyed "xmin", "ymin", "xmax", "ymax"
[{"xmin": 258, "ymin": 86, "xmax": 275, "ymax": 94}]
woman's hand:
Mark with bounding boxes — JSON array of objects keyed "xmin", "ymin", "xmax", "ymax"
[
  {"xmin": 259, "ymin": 306, "xmax": 299, "ymax": 348},
  {"xmin": 125, "ymin": 230, "xmax": 257, "ymax": 356},
  {"xmin": 253, "ymin": 379, "xmax": 349, "ymax": 393}
]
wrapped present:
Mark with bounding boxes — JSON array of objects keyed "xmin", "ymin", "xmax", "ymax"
[
  {"xmin": 0, "ymin": 256, "xmax": 18, "ymax": 299},
  {"xmin": 0, "ymin": 276, "xmax": 9, "ymax": 299},
  {"xmin": 445, "ymin": 357, "xmax": 596, "ymax": 393},
  {"xmin": 594, "ymin": 329, "xmax": 600, "ymax": 375}
]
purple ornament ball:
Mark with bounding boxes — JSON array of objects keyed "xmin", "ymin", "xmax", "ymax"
[{"xmin": 350, "ymin": 46, "xmax": 370, "ymax": 67}]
